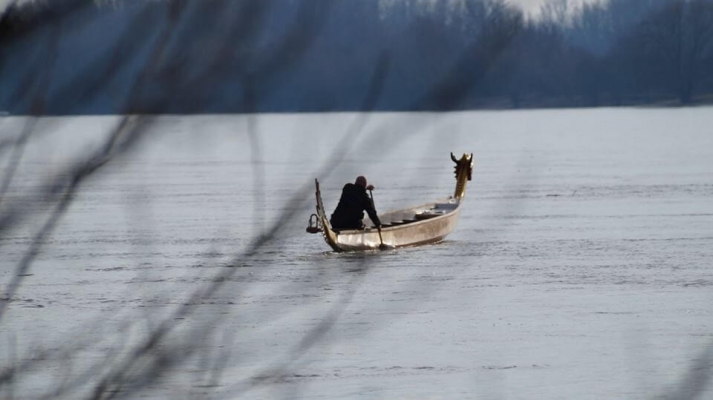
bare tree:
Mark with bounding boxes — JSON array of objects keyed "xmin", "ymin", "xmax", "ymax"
[
  {"xmin": 1, "ymin": 1, "xmax": 712, "ymax": 399},
  {"xmin": 0, "ymin": 0, "xmax": 518, "ymax": 398}
]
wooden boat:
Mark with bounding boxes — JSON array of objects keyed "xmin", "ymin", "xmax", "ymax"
[{"xmin": 306, "ymin": 153, "xmax": 473, "ymax": 252}]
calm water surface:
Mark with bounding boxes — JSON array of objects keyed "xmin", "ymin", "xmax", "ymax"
[{"xmin": 1, "ymin": 108, "xmax": 712, "ymax": 399}]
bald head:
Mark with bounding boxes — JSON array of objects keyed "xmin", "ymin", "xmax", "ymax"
[{"xmin": 355, "ymin": 176, "xmax": 367, "ymax": 188}]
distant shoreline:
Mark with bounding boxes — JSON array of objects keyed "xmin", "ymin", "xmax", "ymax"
[{"xmin": 2, "ymin": 97, "xmax": 713, "ymax": 117}]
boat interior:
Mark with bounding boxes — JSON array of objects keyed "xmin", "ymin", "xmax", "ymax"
[{"xmin": 361, "ymin": 198, "xmax": 459, "ymax": 230}]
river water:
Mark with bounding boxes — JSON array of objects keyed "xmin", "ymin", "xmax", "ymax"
[{"xmin": 1, "ymin": 108, "xmax": 712, "ymax": 399}]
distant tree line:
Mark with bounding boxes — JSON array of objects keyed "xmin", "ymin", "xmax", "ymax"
[
  {"xmin": 1, "ymin": 0, "xmax": 713, "ymax": 114},
  {"xmin": 527, "ymin": 0, "xmax": 713, "ymax": 106}
]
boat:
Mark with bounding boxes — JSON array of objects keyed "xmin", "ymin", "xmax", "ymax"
[{"xmin": 306, "ymin": 153, "xmax": 473, "ymax": 252}]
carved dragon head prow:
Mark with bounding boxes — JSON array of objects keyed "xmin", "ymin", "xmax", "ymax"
[{"xmin": 451, "ymin": 152, "xmax": 473, "ymax": 200}]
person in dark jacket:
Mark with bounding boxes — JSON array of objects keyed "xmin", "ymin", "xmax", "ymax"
[{"xmin": 330, "ymin": 176, "xmax": 382, "ymax": 230}]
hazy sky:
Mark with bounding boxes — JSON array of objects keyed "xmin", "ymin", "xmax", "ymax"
[
  {"xmin": 511, "ymin": 0, "xmax": 549, "ymax": 13},
  {"xmin": 512, "ymin": 0, "xmax": 589, "ymax": 16}
]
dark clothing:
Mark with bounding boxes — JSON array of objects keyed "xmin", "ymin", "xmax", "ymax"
[{"xmin": 330, "ymin": 183, "xmax": 381, "ymax": 230}]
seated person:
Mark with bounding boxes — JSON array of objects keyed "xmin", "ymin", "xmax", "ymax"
[{"xmin": 330, "ymin": 176, "xmax": 382, "ymax": 230}]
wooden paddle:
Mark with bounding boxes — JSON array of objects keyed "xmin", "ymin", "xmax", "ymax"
[{"xmin": 369, "ymin": 189, "xmax": 389, "ymax": 251}]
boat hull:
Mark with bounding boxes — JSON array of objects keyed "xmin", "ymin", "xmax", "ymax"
[{"xmin": 329, "ymin": 207, "xmax": 460, "ymax": 251}]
